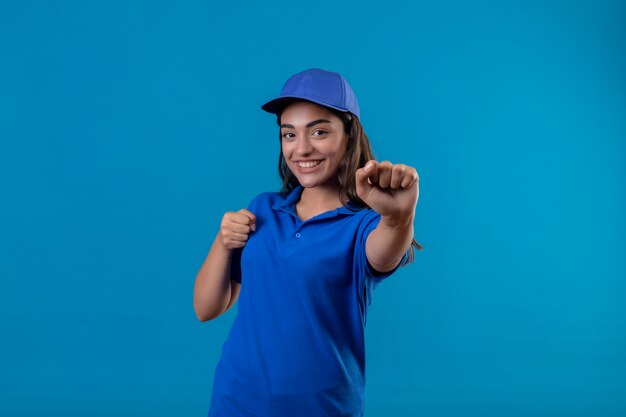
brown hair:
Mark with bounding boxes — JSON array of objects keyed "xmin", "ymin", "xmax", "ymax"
[{"xmin": 274, "ymin": 100, "xmax": 423, "ymax": 265}]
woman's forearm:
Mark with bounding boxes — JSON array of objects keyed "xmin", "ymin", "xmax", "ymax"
[
  {"xmin": 193, "ymin": 233, "xmax": 236, "ymax": 322},
  {"xmin": 365, "ymin": 213, "xmax": 414, "ymax": 273}
]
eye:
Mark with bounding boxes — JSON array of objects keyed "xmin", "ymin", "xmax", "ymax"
[
  {"xmin": 281, "ymin": 132, "xmax": 295, "ymax": 139},
  {"xmin": 312, "ymin": 129, "xmax": 327, "ymax": 137}
]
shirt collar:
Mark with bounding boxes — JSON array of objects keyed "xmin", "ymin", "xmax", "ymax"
[{"xmin": 271, "ymin": 184, "xmax": 362, "ymax": 216}]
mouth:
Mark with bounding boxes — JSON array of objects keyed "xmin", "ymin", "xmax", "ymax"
[
  {"xmin": 296, "ymin": 160, "xmax": 323, "ymax": 168},
  {"xmin": 294, "ymin": 159, "xmax": 323, "ymax": 173}
]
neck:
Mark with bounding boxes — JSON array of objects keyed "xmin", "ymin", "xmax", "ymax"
[{"xmin": 298, "ymin": 182, "xmax": 347, "ymax": 210}]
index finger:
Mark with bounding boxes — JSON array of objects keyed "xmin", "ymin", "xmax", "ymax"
[{"xmin": 236, "ymin": 208, "xmax": 256, "ymax": 226}]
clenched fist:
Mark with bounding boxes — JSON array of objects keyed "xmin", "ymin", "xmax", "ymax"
[
  {"xmin": 355, "ymin": 160, "xmax": 419, "ymax": 221},
  {"xmin": 218, "ymin": 209, "xmax": 257, "ymax": 250}
]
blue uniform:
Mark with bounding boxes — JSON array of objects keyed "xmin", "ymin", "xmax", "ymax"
[{"xmin": 208, "ymin": 184, "xmax": 410, "ymax": 417}]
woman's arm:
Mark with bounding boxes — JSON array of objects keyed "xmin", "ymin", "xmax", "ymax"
[
  {"xmin": 193, "ymin": 234, "xmax": 240, "ymax": 322},
  {"xmin": 193, "ymin": 208, "xmax": 256, "ymax": 322},
  {"xmin": 366, "ymin": 213, "xmax": 414, "ymax": 273},
  {"xmin": 356, "ymin": 159, "xmax": 419, "ymax": 273}
]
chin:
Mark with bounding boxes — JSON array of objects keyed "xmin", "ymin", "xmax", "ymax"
[
  {"xmin": 297, "ymin": 179, "xmax": 317, "ymax": 188},
  {"xmin": 298, "ymin": 177, "xmax": 336, "ymax": 189},
  {"xmin": 289, "ymin": 168, "xmax": 336, "ymax": 189}
]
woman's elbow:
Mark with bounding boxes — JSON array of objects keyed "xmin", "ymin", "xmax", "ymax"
[
  {"xmin": 194, "ymin": 298, "xmax": 224, "ymax": 322},
  {"xmin": 195, "ymin": 307, "xmax": 223, "ymax": 322}
]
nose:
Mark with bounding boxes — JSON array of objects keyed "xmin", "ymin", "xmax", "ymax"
[{"xmin": 295, "ymin": 136, "xmax": 313, "ymax": 155}]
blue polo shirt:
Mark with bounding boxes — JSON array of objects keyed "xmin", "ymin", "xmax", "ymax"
[{"xmin": 208, "ymin": 184, "xmax": 410, "ymax": 417}]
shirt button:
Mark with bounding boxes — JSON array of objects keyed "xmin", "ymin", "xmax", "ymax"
[{"xmin": 295, "ymin": 232, "xmax": 301, "ymax": 238}]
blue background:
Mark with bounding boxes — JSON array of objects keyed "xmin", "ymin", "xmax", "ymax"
[{"xmin": 1, "ymin": 0, "xmax": 624, "ymax": 416}]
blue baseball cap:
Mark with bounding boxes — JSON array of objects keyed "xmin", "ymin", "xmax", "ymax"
[{"xmin": 261, "ymin": 68, "xmax": 360, "ymax": 119}]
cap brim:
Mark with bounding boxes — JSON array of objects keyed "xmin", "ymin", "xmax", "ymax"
[
  {"xmin": 261, "ymin": 96, "xmax": 350, "ymax": 115},
  {"xmin": 261, "ymin": 97, "xmax": 301, "ymax": 115}
]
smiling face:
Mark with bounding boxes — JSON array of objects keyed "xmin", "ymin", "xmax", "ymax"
[{"xmin": 279, "ymin": 101, "xmax": 348, "ymax": 190}]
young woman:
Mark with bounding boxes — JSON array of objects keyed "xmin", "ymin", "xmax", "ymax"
[{"xmin": 194, "ymin": 68, "xmax": 422, "ymax": 416}]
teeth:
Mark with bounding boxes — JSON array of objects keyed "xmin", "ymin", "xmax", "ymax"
[{"xmin": 298, "ymin": 160, "xmax": 322, "ymax": 168}]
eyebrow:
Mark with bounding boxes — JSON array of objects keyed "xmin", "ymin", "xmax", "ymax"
[{"xmin": 280, "ymin": 119, "xmax": 332, "ymax": 129}]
